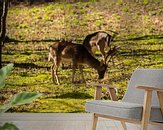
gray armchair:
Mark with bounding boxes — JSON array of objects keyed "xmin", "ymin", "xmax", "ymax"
[{"xmin": 85, "ymin": 68, "xmax": 163, "ymax": 130}]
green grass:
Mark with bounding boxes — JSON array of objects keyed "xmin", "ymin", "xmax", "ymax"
[{"xmin": 1, "ymin": 1, "xmax": 163, "ymax": 113}]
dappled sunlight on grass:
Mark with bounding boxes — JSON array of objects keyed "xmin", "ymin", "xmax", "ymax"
[{"xmin": 1, "ymin": 1, "xmax": 163, "ymax": 112}]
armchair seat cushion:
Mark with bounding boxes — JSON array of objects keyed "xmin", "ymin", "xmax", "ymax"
[{"xmin": 85, "ymin": 100, "xmax": 163, "ymax": 122}]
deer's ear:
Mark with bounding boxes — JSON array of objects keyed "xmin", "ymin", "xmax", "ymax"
[{"xmin": 48, "ymin": 44, "xmax": 51, "ymax": 49}]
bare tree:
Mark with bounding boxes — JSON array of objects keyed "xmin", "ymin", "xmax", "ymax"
[
  {"xmin": 0, "ymin": 0, "xmax": 9, "ymax": 68},
  {"xmin": 0, "ymin": 1, "xmax": 3, "ymax": 34}
]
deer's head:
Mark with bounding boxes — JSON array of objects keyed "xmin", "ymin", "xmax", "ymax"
[{"xmin": 98, "ymin": 45, "xmax": 120, "ymax": 79}]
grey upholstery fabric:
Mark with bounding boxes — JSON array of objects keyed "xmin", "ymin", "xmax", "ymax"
[
  {"xmin": 85, "ymin": 69, "xmax": 163, "ymax": 123},
  {"xmin": 86, "ymin": 100, "xmax": 163, "ymax": 122},
  {"xmin": 123, "ymin": 69, "xmax": 163, "ymax": 106},
  {"xmin": 86, "ymin": 100, "xmax": 143, "ymax": 120}
]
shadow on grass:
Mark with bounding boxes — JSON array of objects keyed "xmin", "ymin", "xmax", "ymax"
[
  {"xmin": 10, "ymin": 0, "xmax": 95, "ymax": 6},
  {"xmin": 47, "ymin": 91, "xmax": 93, "ymax": 99},
  {"xmin": 3, "ymin": 61, "xmax": 50, "ymax": 69},
  {"xmin": 5, "ymin": 38, "xmax": 83, "ymax": 44},
  {"xmin": 5, "ymin": 38, "xmax": 60, "ymax": 43},
  {"xmin": 120, "ymin": 49, "xmax": 163, "ymax": 56},
  {"xmin": 5, "ymin": 34, "xmax": 163, "ymax": 44},
  {"xmin": 114, "ymin": 34, "xmax": 163, "ymax": 42}
]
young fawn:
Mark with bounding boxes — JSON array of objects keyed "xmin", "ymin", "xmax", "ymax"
[
  {"xmin": 48, "ymin": 40, "xmax": 108, "ymax": 85},
  {"xmin": 83, "ymin": 31, "xmax": 112, "ymax": 62}
]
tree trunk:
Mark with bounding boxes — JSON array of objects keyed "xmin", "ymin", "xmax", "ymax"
[
  {"xmin": 0, "ymin": 0, "xmax": 9, "ymax": 68},
  {"xmin": 0, "ymin": 1, "xmax": 3, "ymax": 31}
]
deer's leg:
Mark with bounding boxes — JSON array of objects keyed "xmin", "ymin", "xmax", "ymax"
[
  {"xmin": 79, "ymin": 65, "xmax": 85, "ymax": 83},
  {"xmin": 72, "ymin": 58, "xmax": 77, "ymax": 83},
  {"xmin": 51, "ymin": 64, "xmax": 55, "ymax": 83},
  {"xmin": 54, "ymin": 65, "xmax": 60, "ymax": 85},
  {"xmin": 53, "ymin": 57, "xmax": 61, "ymax": 85}
]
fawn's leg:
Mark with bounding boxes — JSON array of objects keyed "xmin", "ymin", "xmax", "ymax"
[
  {"xmin": 79, "ymin": 65, "xmax": 85, "ymax": 83},
  {"xmin": 53, "ymin": 57, "xmax": 61, "ymax": 85},
  {"xmin": 51, "ymin": 64, "xmax": 55, "ymax": 83},
  {"xmin": 72, "ymin": 58, "xmax": 77, "ymax": 83}
]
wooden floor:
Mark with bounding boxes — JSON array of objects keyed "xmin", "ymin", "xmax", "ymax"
[
  {"xmin": 0, "ymin": 113, "xmax": 127, "ymax": 130},
  {"xmin": 0, "ymin": 113, "xmax": 145, "ymax": 130},
  {"xmin": 2, "ymin": 113, "xmax": 163, "ymax": 130}
]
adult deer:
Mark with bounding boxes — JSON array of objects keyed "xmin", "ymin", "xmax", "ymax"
[
  {"xmin": 83, "ymin": 31, "xmax": 113, "ymax": 62},
  {"xmin": 48, "ymin": 40, "xmax": 108, "ymax": 85}
]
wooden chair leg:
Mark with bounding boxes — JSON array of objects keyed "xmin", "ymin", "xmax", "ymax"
[
  {"xmin": 94, "ymin": 86, "xmax": 102, "ymax": 100},
  {"xmin": 92, "ymin": 113, "xmax": 98, "ymax": 130},
  {"xmin": 92, "ymin": 86, "xmax": 101, "ymax": 130},
  {"xmin": 108, "ymin": 88, "xmax": 118, "ymax": 101},
  {"xmin": 157, "ymin": 91, "xmax": 163, "ymax": 114},
  {"xmin": 121, "ymin": 121, "xmax": 127, "ymax": 130},
  {"xmin": 141, "ymin": 90, "xmax": 152, "ymax": 130}
]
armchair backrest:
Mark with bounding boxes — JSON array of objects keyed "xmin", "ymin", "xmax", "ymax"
[{"xmin": 122, "ymin": 68, "xmax": 163, "ymax": 107}]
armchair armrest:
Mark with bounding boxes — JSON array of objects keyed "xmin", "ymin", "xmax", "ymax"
[
  {"xmin": 137, "ymin": 85, "xmax": 163, "ymax": 123},
  {"xmin": 137, "ymin": 86, "xmax": 163, "ymax": 92},
  {"xmin": 87, "ymin": 82, "xmax": 118, "ymax": 101}
]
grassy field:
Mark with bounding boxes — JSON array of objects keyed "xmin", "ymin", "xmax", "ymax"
[{"xmin": 1, "ymin": 0, "xmax": 163, "ymax": 112}]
